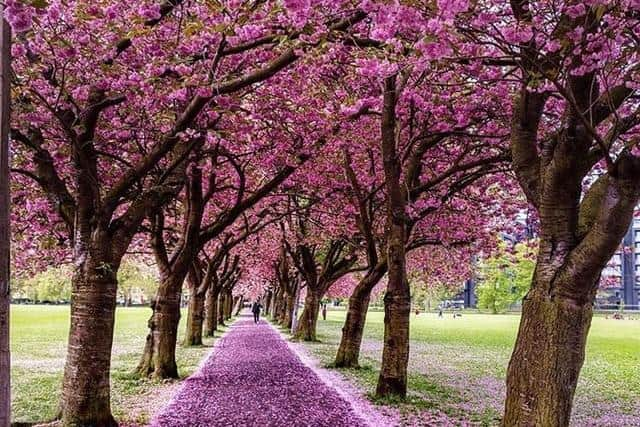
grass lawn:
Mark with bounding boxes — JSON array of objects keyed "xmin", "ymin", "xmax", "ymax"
[
  {"xmin": 303, "ymin": 310, "xmax": 640, "ymax": 426},
  {"xmin": 10, "ymin": 304, "xmax": 228, "ymax": 425}
]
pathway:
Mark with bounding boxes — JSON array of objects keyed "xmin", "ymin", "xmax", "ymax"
[{"xmin": 151, "ymin": 312, "xmax": 369, "ymax": 427}]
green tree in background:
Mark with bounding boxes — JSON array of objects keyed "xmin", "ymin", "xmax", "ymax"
[
  {"xmin": 410, "ymin": 279, "xmax": 460, "ymax": 311},
  {"xmin": 23, "ymin": 266, "xmax": 72, "ymax": 302},
  {"xmin": 477, "ymin": 242, "xmax": 535, "ymax": 314},
  {"xmin": 12, "ymin": 259, "xmax": 157, "ymax": 305},
  {"xmin": 117, "ymin": 259, "xmax": 158, "ymax": 306}
]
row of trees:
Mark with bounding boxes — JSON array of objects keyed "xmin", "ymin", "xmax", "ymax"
[{"xmin": 4, "ymin": 1, "xmax": 640, "ymax": 426}]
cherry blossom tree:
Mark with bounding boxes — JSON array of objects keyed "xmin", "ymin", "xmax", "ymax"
[
  {"xmin": 8, "ymin": 1, "xmax": 368, "ymax": 423},
  {"xmin": 460, "ymin": 0, "xmax": 640, "ymax": 424},
  {"xmin": 7, "ymin": 1, "xmax": 637, "ymax": 426},
  {"xmin": 0, "ymin": 3, "xmax": 9, "ymax": 426}
]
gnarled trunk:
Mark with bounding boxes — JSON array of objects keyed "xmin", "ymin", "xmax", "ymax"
[
  {"xmin": 60, "ymin": 245, "xmax": 119, "ymax": 426},
  {"xmin": 204, "ymin": 288, "xmax": 219, "ymax": 337},
  {"xmin": 335, "ymin": 263, "xmax": 386, "ymax": 368},
  {"xmin": 270, "ymin": 288, "xmax": 279, "ymax": 319},
  {"xmin": 275, "ymin": 289, "xmax": 287, "ymax": 324},
  {"xmin": 137, "ymin": 272, "xmax": 182, "ymax": 379},
  {"xmin": 503, "ymin": 282, "xmax": 592, "ymax": 426},
  {"xmin": 217, "ymin": 293, "xmax": 226, "ymax": 326},
  {"xmin": 504, "ymin": 81, "xmax": 640, "ymax": 424},
  {"xmin": 282, "ymin": 291, "xmax": 295, "ymax": 329},
  {"xmin": 184, "ymin": 289, "xmax": 205, "ymax": 346},
  {"xmin": 264, "ymin": 291, "xmax": 272, "ymax": 316},
  {"xmin": 224, "ymin": 291, "xmax": 233, "ymax": 320},
  {"xmin": 376, "ymin": 285, "xmax": 410, "ymax": 397},
  {"xmin": 294, "ymin": 289, "xmax": 320, "ymax": 341},
  {"xmin": 335, "ymin": 295, "xmax": 370, "ymax": 368},
  {"xmin": 234, "ymin": 295, "xmax": 243, "ymax": 315}
]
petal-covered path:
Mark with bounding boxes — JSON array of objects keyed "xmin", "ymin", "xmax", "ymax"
[{"xmin": 151, "ymin": 313, "xmax": 369, "ymax": 427}]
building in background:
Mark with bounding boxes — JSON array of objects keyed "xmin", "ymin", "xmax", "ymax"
[
  {"xmin": 462, "ymin": 279, "xmax": 477, "ymax": 308},
  {"xmin": 599, "ymin": 220, "xmax": 640, "ymax": 310},
  {"xmin": 463, "ymin": 219, "xmax": 640, "ymax": 310}
]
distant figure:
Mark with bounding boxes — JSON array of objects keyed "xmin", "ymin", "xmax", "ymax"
[
  {"xmin": 321, "ymin": 303, "xmax": 327, "ymax": 320},
  {"xmin": 438, "ymin": 308, "xmax": 443, "ymax": 318},
  {"xmin": 415, "ymin": 308, "xmax": 420, "ymax": 316},
  {"xmin": 251, "ymin": 301, "xmax": 262, "ymax": 324}
]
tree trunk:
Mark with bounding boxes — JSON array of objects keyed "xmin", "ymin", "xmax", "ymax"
[
  {"xmin": 270, "ymin": 288, "xmax": 279, "ymax": 319},
  {"xmin": 376, "ymin": 282, "xmax": 410, "ymax": 397},
  {"xmin": 280, "ymin": 291, "xmax": 288, "ymax": 324},
  {"xmin": 184, "ymin": 289, "xmax": 205, "ymax": 346},
  {"xmin": 224, "ymin": 291, "xmax": 233, "ymax": 320},
  {"xmin": 276, "ymin": 289, "xmax": 287, "ymax": 324},
  {"xmin": 264, "ymin": 291, "xmax": 272, "ymax": 316},
  {"xmin": 283, "ymin": 291, "xmax": 295, "ymax": 329},
  {"xmin": 217, "ymin": 293, "xmax": 226, "ymax": 326},
  {"xmin": 294, "ymin": 289, "xmax": 320, "ymax": 341},
  {"xmin": 376, "ymin": 75, "xmax": 411, "ymax": 398},
  {"xmin": 234, "ymin": 296, "xmax": 243, "ymax": 315},
  {"xmin": 204, "ymin": 288, "xmax": 219, "ymax": 337},
  {"xmin": 136, "ymin": 272, "xmax": 182, "ymax": 379},
  {"xmin": 0, "ymin": 15, "xmax": 9, "ymax": 425},
  {"xmin": 60, "ymin": 250, "xmax": 119, "ymax": 426},
  {"xmin": 335, "ymin": 295, "xmax": 370, "ymax": 368},
  {"xmin": 503, "ymin": 282, "xmax": 592, "ymax": 426},
  {"xmin": 335, "ymin": 263, "xmax": 386, "ymax": 368}
]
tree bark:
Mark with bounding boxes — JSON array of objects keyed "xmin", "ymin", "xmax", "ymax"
[
  {"xmin": 294, "ymin": 289, "xmax": 321, "ymax": 341},
  {"xmin": 136, "ymin": 271, "xmax": 182, "ymax": 379},
  {"xmin": 502, "ymin": 167, "xmax": 640, "ymax": 424},
  {"xmin": 264, "ymin": 290, "xmax": 272, "ymax": 316},
  {"xmin": 279, "ymin": 290, "xmax": 288, "ymax": 324},
  {"xmin": 217, "ymin": 293, "xmax": 226, "ymax": 326},
  {"xmin": 376, "ymin": 272, "xmax": 410, "ymax": 398},
  {"xmin": 184, "ymin": 287, "xmax": 205, "ymax": 346},
  {"xmin": 503, "ymin": 282, "xmax": 592, "ymax": 426},
  {"xmin": 270, "ymin": 288, "xmax": 279, "ymax": 319},
  {"xmin": 137, "ymin": 167, "xmax": 204, "ymax": 378},
  {"xmin": 204, "ymin": 288, "xmax": 219, "ymax": 337},
  {"xmin": 276, "ymin": 288, "xmax": 287, "ymax": 324},
  {"xmin": 0, "ymin": 14, "xmax": 10, "ymax": 427},
  {"xmin": 335, "ymin": 263, "xmax": 387, "ymax": 368},
  {"xmin": 224, "ymin": 291, "xmax": 233, "ymax": 320},
  {"xmin": 282, "ymin": 291, "xmax": 295, "ymax": 329},
  {"xmin": 376, "ymin": 75, "xmax": 411, "ymax": 399},
  {"xmin": 60, "ymin": 247, "xmax": 119, "ymax": 426},
  {"xmin": 502, "ymin": 38, "xmax": 640, "ymax": 422},
  {"xmin": 234, "ymin": 295, "xmax": 243, "ymax": 315}
]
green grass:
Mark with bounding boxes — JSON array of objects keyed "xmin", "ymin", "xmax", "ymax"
[
  {"xmin": 10, "ymin": 305, "xmax": 227, "ymax": 424},
  {"xmin": 10, "ymin": 305, "xmax": 639, "ymax": 425},
  {"xmin": 305, "ymin": 310, "xmax": 640, "ymax": 425}
]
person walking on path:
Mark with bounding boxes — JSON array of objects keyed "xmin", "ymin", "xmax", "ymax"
[
  {"xmin": 251, "ymin": 300, "xmax": 262, "ymax": 323},
  {"xmin": 322, "ymin": 303, "xmax": 327, "ymax": 321}
]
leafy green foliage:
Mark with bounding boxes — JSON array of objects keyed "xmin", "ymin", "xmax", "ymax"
[
  {"xmin": 410, "ymin": 278, "xmax": 460, "ymax": 311},
  {"xmin": 117, "ymin": 258, "xmax": 158, "ymax": 304},
  {"xmin": 476, "ymin": 242, "xmax": 535, "ymax": 314},
  {"xmin": 13, "ymin": 259, "xmax": 157, "ymax": 304},
  {"xmin": 17, "ymin": 265, "xmax": 72, "ymax": 302}
]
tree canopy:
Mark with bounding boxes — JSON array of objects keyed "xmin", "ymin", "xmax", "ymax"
[{"xmin": 5, "ymin": 0, "xmax": 640, "ymax": 425}]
